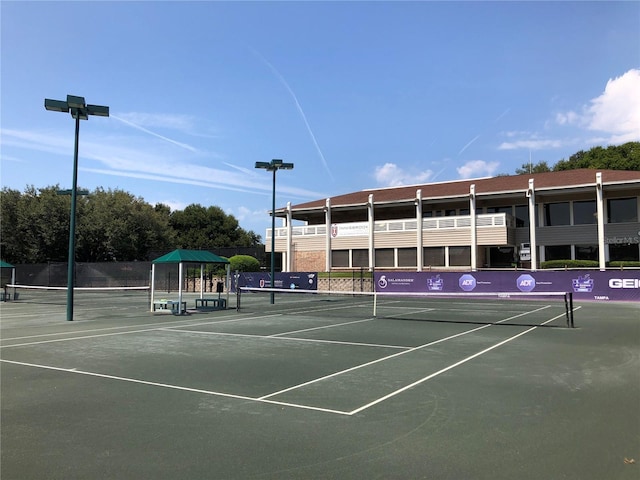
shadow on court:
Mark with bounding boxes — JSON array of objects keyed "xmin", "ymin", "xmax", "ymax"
[{"xmin": 1, "ymin": 292, "xmax": 639, "ymax": 479}]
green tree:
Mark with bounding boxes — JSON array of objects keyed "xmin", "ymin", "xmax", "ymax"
[
  {"xmin": 169, "ymin": 204, "xmax": 261, "ymax": 249},
  {"xmin": 553, "ymin": 142, "xmax": 640, "ymax": 171},
  {"xmin": 515, "ymin": 161, "xmax": 552, "ymax": 175}
]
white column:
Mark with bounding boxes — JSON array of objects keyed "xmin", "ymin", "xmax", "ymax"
[
  {"xmin": 286, "ymin": 202, "xmax": 292, "ymax": 272},
  {"xmin": 199, "ymin": 263, "xmax": 204, "ymax": 298},
  {"xmin": 325, "ymin": 198, "xmax": 332, "ymax": 272},
  {"xmin": 416, "ymin": 189, "xmax": 423, "ymax": 272},
  {"xmin": 178, "ymin": 262, "xmax": 183, "ymax": 313},
  {"xmin": 528, "ymin": 179, "xmax": 537, "ymax": 271},
  {"xmin": 470, "ymin": 184, "xmax": 477, "ymax": 271},
  {"xmin": 150, "ymin": 263, "xmax": 155, "ymax": 312},
  {"xmin": 596, "ymin": 172, "xmax": 606, "ymax": 270},
  {"xmin": 368, "ymin": 194, "xmax": 375, "ymax": 272}
]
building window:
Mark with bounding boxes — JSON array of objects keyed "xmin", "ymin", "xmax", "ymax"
[
  {"xmin": 544, "ymin": 202, "xmax": 570, "ymax": 226},
  {"xmin": 459, "ymin": 208, "xmax": 470, "ymax": 216},
  {"xmin": 489, "ymin": 247, "xmax": 515, "ymax": 267},
  {"xmin": 608, "ymin": 198, "xmax": 638, "ymax": 223},
  {"xmin": 487, "ymin": 206, "xmax": 512, "ymax": 215},
  {"xmin": 331, "ymin": 250, "xmax": 349, "ymax": 267},
  {"xmin": 575, "ymin": 244, "xmax": 598, "ymax": 261},
  {"xmin": 449, "ymin": 246, "xmax": 471, "ymax": 266},
  {"xmin": 424, "ymin": 247, "xmax": 445, "ymax": 266},
  {"xmin": 545, "ymin": 245, "xmax": 571, "ymax": 261},
  {"xmin": 352, "ymin": 249, "xmax": 369, "ymax": 268},
  {"xmin": 515, "ymin": 205, "xmax": 529, "ymax": 227},
  {"xmin": 573, "ymin": 200, "xmax": 596, "ymax": 225},
  {"xmin": 398, "ymin": 248, "xmax": 417, "ymax": 267},
  {"xmin": 375, "ymin": 249, "xmax": 394, "ymax": 267},
  {"xmin": 609, "ymin": 243, "xmax": 640, "ymax": 262}
]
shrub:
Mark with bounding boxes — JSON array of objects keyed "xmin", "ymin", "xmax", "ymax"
[
  {"xmin": 540, "ymin": 260, "xmax": 599, "ymax": 269},
  {"xmin": 608, "ymin": 261, "xmax": 640, "ymax": 268},
  {"xmin": 229, "ymin": 254, "xmax": 260, "ymax": 272}
]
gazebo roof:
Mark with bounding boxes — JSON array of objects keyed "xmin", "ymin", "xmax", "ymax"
[
  {"xmin": 0, "ymin": 260, "xmax": 14, "ymax": 268},
  {"xmin": 152, "ymin": 249, "xmax": 229, "ymax": 264}
]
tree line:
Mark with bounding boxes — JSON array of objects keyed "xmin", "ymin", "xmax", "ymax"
[
  {"xmin": 0, "ymin": 186, "xmax": 261, "ymax": 264},
  {"xmin": 513, "ymin": 141, "xmax": 639, "ymax": 174}
]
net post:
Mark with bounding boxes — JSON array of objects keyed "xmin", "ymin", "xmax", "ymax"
[
  {"xmin": 373, "ymin": 290, "xmax": 377, "ymax": 318},
  {"xmin": 569, "ymin": 292, "xmax": 574, "ymax": 328},
  {"xmin": 236, "ymin": 286, "xmax": 241, "ymax": 312}
]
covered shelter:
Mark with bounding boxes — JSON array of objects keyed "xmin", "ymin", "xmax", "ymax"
[
  {"xmin": 151, "ymin": 249, "xmax": 230, "ymax": 314},
  {"xmin": 1, "ymin": 260, "xmax": 16, "ymax": 301}
]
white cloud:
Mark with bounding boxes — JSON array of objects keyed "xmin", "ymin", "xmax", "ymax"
[
  {"xmin": 585, "ymin": 69, "xmax": 640, "ymax": 142},
  {"xmin": 498, "ymin": 138, "xmax": 566, "ymax": 151},
  {"xmin": 456, "ymin": 160, "xmax": 500, "ymax": 179},
  {"xmin": 553, "ymin": 69, "xmax": 640, "ymax": 143},
  {"xmin": 116, "ymin": 112, "xmax": 196, "ymax": 131},
  {"xmin": 374, "ymin": 163, "xmax": 434, "ymax": 187}
]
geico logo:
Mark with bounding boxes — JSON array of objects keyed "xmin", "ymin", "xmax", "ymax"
[{"xmin": 609, "ymin": 279, "xmax": 640, "ymax": 289}]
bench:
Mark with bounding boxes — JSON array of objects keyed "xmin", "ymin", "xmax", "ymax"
[
  {"xmin": 195, "ymin": 298, "xmax": 227, "ymax": 310},
  {"xmin": 153, "ymin": 300, "xmax": 187, "ymax": 315}
]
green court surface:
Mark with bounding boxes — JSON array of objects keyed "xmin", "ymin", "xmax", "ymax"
[{"xmin": 1, "ymin": 289, "xmax": 638, "ymax": 479}]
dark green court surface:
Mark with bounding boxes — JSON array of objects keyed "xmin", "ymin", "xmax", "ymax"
[{"xmin": 1, "ymin": 290, "xmax": 638, "ymax": 479}]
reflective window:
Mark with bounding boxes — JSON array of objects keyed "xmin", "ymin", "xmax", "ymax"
[
  {"xmin": 398, "ymin": 248, "xmax": 417, "ymax": 267},
  {"xmin": 573, "ymin": 200, "xmax": 596, "ymax": 225},
  {"xmin": 515, "ymin": 205, "xmax": 529, "ymax": 227},
  {"xmin": 608, "ymin": 198, "xmax": 638, "ymax": 223},
  {"xmin": 545, "ymin": 245, "xmax": 571, "ymax": 261},
  {"xmin": 331, "ymin": 250, "xmax": 349, "ymax": 267},
  {"xmin": 375, "ymin": 249, "xmax": 394, "ymax": 267},
  {"xmin": 544, "ymin": 202, "xmax": 570, "ymax": 226},
  {"xmin": 449, "ymin": 246, "xmax": 471, "ymax": 266},
  {"xmin": 352, "ymin": 249, "xmax": 369, "ymax": 268},
  {"xmin": 609, "ymin": 243, "xmax": 640, "ymax": 262},
  {"xmin": 575, "ymin": 244, "xmax": 598, "ymax": 261},
  {"xmin": 423, "ymin": 247, "xmax": 445, "ymax": 266}
]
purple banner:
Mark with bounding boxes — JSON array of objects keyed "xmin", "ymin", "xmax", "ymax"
[
  {"xmin": 234, "ymin": 272, "xmax": 318, "ymax": 292},
  {"xmin": 375, "ymin": 271, "xmax": 640, "ymax": 302}
]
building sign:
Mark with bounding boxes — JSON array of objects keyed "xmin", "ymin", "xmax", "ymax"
[
  {"xmin": 374, "ymin": 270, "xmax": 640, "ymax": 302},
  {"xmin": 331, "ymin": 222, "xmax": 370, "ymax": 238}
]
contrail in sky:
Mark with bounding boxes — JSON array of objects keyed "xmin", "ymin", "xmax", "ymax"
[
  {"xmin": 111, "ymin": 114, "xmax": 198, "ymax": 152},
  {"xmin": 458, "ymin": 134, "xmax": 481, "ymax": 156},
  {"xmin": 251, "ymin": 48, "xmax": 335, "ymax": 182}
]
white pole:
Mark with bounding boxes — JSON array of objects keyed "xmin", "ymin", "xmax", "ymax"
[
  {"xmin": 368, "ymin": 194, "xmax": 374, "ymax": 272},
  {"xmin": 416, "ymin": 189, "xmax": 423, "ymax": 272},
  {"xmin": 150, "ymin": 263, "xmax": 156, "ymax": 312},
  {"xmin": 470, "ymin": 184, "xmax": 477, "ymax": 271},
  {"xmin": 596, "ymin": 172, "xmax": 606, "ymax": 270},
  {"xmin": 528, "ymin": 179, "xmax": 537, "ymax": 271},
  {"xmin": 200, "ymin": 263, "xmax": 204, "ymax": 298},
  {"xmin": 178, "ymin": 262, "xmax": 183, "ymax": 314},
  {"xmin": 325, "ymin": 198, "xmax": 331, "ymax": 272}
]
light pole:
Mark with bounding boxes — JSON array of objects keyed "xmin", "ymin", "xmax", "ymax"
[
  {"xmin": 45, "ymin": 95, "xmax": 109, "ymax": 321},
  {"xmin": 255, "ymin": 159, "xmax": 294, "ymax": 304}
]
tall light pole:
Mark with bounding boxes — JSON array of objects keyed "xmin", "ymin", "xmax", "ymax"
[
  {"xmin": 255, "ymin": 159, "xmax": 294, "ymax": 304},
  {"xmin": 45, "ymin": 95, "xmax": 109, "ymax": 321}
]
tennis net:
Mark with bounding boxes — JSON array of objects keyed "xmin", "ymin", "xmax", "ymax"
[
  {"xmin": 237, "ymin": 287, "xmax": 575, "ymax": 328},
  {"xmin": 4, "ymin": 284, "xmax": 150, "ymax": 307}
]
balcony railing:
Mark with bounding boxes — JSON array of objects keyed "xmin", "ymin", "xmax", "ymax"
[{"xmin": 268, "ymin": 213, "xmax": 514, "ymax": 238}]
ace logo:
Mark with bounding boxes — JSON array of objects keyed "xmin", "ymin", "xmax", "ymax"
[{"xmin": 517, "ymin": 274, "xmax": 536, "ymax": 292}]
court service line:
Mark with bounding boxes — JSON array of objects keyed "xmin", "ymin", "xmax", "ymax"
[
  {"xmin": 0, "ymin": 358, "xmax": 351, "ymax": 416},
  {"xmin": 348, "ymin": 309, "xmax": 569, "ymax": 415},
  {"xmin": 258, "ymin": 305, "xmax": 552, "ymax": 401},
  {"xmin": 163, "ymin": 328, "xmax": 411, "ymax": 350},
  {"xmin": 0, "ymin": 313, "xmax": 284, "ymax": 348},
  {"xmin": 267, "ymin": 317, "xmax": 376, "ymax": 337}
]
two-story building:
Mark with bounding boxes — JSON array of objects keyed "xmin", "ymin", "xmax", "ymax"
[{"xmin": 266, "ymin": 169, "xmax": 640, "ymax": 272}]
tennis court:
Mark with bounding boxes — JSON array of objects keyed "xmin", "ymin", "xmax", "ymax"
[{"xmin": 1, "ymin": 287, "xmax": 638, "ymax": 479}]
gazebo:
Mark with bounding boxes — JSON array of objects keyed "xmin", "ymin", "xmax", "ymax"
[
  {"xmin": 151, "ymin": 249, "xmax": 230, "ymax": 314},
  {"xmin": 1, "ymin": 260, "xmax": 16, "ymax": 301}
]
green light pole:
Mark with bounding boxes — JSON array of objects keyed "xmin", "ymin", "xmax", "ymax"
[
  {"xmin": 255, "ymin": 159, "xmax": 294, "ymax": 304},
  {"xmin": 45, "ymin": 95, "xmax": 109, "ymax": 321}
]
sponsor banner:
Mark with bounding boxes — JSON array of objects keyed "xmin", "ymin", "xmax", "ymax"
[
  {"xmin": 375, "ymin": 271, "xmax": 640, "ymax": 301},
  {"xmin": 233, "ymin": 272, "xmax": 317, "ymax": 292}
]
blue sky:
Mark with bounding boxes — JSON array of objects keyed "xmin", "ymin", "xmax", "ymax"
[{"xmin": 1, "ymin": 1, "xmax": 639, "ymax": 239}]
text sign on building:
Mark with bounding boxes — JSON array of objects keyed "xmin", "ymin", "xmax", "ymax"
[{"xmin": 331, "ymin": 222, "xmax": 370, "ymax": 238}]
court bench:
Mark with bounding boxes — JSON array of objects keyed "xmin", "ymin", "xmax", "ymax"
[
  {"xmin": 195, "ymin": 298, "xmax": 227, "ymax": 310},
  {"xmin": 153, "ymin": 299, "xmax": 187, "ymax": 315}
]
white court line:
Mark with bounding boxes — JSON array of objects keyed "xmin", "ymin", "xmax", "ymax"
[
  {"xmin": 258, "ymin": 305, "xmax": 552, "ymax": 401},
  {"xmin": 267, "ymin": 317, "xmax": 376, "ymax": 337},
  {"xmin": 164, "ymin": 328, "xmax": 411, "ymax": 350},
  {"xmin": 0, "ymin": 358, "xmax": 351, "ymax": 416},
  {"xmin": 348, "ymin": 308, "xmax": 577, "ymax": 415},
  {"xmin": 0, "ymin": 313, "xmax": 283, "ymax": 348}
]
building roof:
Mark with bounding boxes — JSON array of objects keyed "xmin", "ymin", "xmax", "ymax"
[
  {"xmin": 152, "ymin": 249, "xmax": 229, "ymax": 264},
  {"xmin": 285, "ymin": 169, "xmax": 640, "ymax": 214}
]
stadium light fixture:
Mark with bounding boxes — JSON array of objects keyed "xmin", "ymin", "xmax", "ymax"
[
  {"xmin": 44, "ymin": 95, "xmax": 109, "ymax": 321},
  {"xmin": 255, "ymin": 159, "xmax": 294, "ymax": 304}
]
